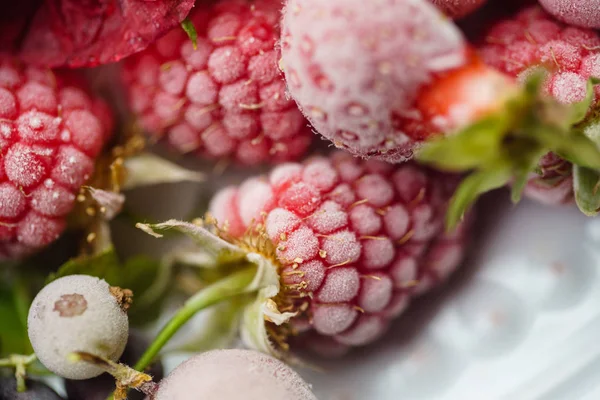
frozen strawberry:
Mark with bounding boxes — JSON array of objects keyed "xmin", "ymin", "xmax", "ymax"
[
  {"xmin": 0, "ymin": 57, "xmax": 112, "ymax": 260},
  {"xmin": 478, "ymin": 5, "xmax": 600, "ymax": 205},
  {"xmin": 206, "ymin": 152, "xmax": 471, "ymax": 353},
  {"xmin": 539, "ymin": 0, "xmax": 600, "ymax": 29},
  {"xmin": 121, "ymin": 0, "xmax": 313, "ymax": 165},
  {"xmin": 430, "ymin": 0, "xmax": 487, "ymax": 18},
  {"xmin": 280, "ymin": 0, "xmax": 600, "ymax": 225},
  {"xmin": 0, "ymin": 0, "xmax": 195, "ymax": 68},
  {"xmin": 280, "ymin": 0, "xmax": 512, "ymax": 163}
]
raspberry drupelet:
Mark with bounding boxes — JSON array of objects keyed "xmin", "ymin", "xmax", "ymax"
[
  {"xmin": 122, "ymin": 0, "xmax": 313, "ymax": 165},
  {"xmin": 0, "ymin": 58, "xmax": 112, "ymax": 260},
  {"xmin": 209, "ymin": 152, "xmax": 472, "ymax": 352}
]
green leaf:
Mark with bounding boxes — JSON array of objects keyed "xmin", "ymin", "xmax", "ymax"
[
  {"xmin": 417, "ymin": 115, "xmax": 509, "ymax": 171},
  {"xmin": 137, "ymin": 220, "xmax": 247, "ymax": 265},
  {"xmin": 46, "ymin": 247, "xmax": 118, "ymax": 284},
  {"xmin": 573, "ymin": 165, "xmax": 600, "ymax": 216},
  {"xmin": 568, "ymin": 78, "xmax": 597, "ymax": 126},
  {"xmin": 446, "ymin": 164, "xmax": 513, "ymax": 230},
  {"xmin": 510, "ymin": 149, "xmax": 546, "ymax": 203},
  {"xmin": 0, "ymin": 281, "xmax": 31, "ymax": 357},
  {"xmin": 180, "ymin": 18, "xmax": 198, "ymax": 50},
  {"xmin": 47, "ymin": 247, "xmax": 166, "ymax": 327},
  {"xmin": 553, "ymin": 134, "xmax": 600, "ymax": 170}
]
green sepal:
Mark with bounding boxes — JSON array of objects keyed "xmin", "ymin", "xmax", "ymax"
[
  {"xmin": 180, "ymin": 18, "xmax": 198, "ymax": 50},
  {"xmin": 446, "ymin": 163, "xmax": 513, "ymax": 230},
  {"xmin": 573, "ymin": 165, "xmax": 600, "ymax": 216},
  {"xmin": 46, "ymin": 247, "xmax": 166, "ymax": 326},
  {"xmin": 417, "ymin": 114, "xmax": 509, "ymax": 171},
  {"xmin": 136, "ymin": 220, "xmax": 247, "ymax": 265},
  {"xmin": 568, "ymin": 78, "xmax": 599, "ymax": 126},
  {"xmin": 418, "ymin": 70, "xmax": 600, "ymax": 229}
]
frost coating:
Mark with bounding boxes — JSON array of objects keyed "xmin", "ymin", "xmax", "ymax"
[
  {"xmin": 122, "ymin": 0, "xmax": 313, "ymax": 165},
  {"xmin": 155, "ymin": 349, "xmax": 317, "ymax": 400},
  {"xmin": 0, "ymin": 58, "xmax": 111, "ymax": 260},
  {"xmin": 281, "ymin": 0, "xmax": 466, "ymax": 162},
  {"xmin": 539, "ymin": 0, "xmax": 600, "ymax": 28},
  {"xmin": 209, "ymin": 153, "xmax": 472, "ymax": 352},
  {"xmin": 27, "ymin": 275, "xmax": 129, "ymax": 380}
]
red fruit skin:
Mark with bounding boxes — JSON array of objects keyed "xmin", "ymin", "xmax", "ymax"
[
  {"xmin": 209, "ymin": 152, "xmax": 472, "ymax": 352},
  {"xmin": 0, "ymin": 0, "xmax": 195, "ymax": 68},
  {"xmin": 122, "ymin": 0, "xmax": 313, "ymax": 166},
  {"xmin": 430, "ymin": 0, "xmax": 487, "ymax": 18},
  {"xmin": 0, "ymin": 58, "xmax": 112, "ymax": 260},
  {"xmin": 280, "ymin": 0, "xmax": 512, "ymax": 163},
  {"xmin": 478, "ymin": 5, "xmax": 600, "ymax": 205}
]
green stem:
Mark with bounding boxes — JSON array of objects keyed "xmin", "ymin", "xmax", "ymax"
[
  {"xmin": 133, "ymin": 266, "xmax": 257, "ymax": 372},
  {"xmin": 0, "ymin": 354, "xmax": 37, "ymax": 392}
]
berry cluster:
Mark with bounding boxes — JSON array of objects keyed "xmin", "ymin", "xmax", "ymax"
[{"xmin": 0, "ymin": 0, "xmax": 598, "ymax": 399}]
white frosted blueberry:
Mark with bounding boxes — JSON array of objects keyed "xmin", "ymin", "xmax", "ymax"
[{"xmin": 27, "ymin": 275, "xmax": 129, "ymax": 379}]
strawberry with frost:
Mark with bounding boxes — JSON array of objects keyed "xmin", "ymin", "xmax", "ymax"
[
  {"xmin": 137, "ymin": 152, "xmax": 471, "ymax": 358},
  {"xmin": 280, "ymin": 0, "xmax": 512, "ymax": 163},
  {"xmin": 281, "ymin": 0, "xmax": 600, "ymax": 226},
  {"xmin": 121, "ymin": 0, "xmax": 313, "ymax": 166}
]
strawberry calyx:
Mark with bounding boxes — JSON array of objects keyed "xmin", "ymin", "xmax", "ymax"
[{"xmin": 418, "ymin": 71, "xmax": 600, "ymax": 229}]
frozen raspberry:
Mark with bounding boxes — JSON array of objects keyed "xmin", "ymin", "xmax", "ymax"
[
  {"xmin": 430, "ymin": 0, "xmax": 487, "ymax": 18},
  {"xmin": 0, "ymin": 58, "xmax": 112, "ymax": 260},
  {"xmin": 539, "ymin": 0, "xmax": 600, "ymax": 29},
  {"xmin": 479, "ymin": 5, "xmax": 600, "ymax": 204},
  {"xmin": 209, "ymin": 152, "xmax": 472, "ymax": 353},
  {"xmin": 122, "ymin": 0, "xmax": 312, "ymax": 165}
]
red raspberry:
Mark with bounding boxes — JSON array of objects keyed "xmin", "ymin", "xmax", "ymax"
[
  {"xmin": 479, "ymin": 6, "xmax": 600, "ymax": 205},
  {"xmin": 0, "ymin": 58, "xmax": 112, "ymax": 260},
  {"xmin": 122, "ymin": 0, "xmax": 313, "ymax": 166},
  {"xmin": 209, "ymin": 152, "xmax": 471, "ymax": 352}
]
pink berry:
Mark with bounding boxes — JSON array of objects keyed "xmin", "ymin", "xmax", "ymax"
[
  {"xmin": 209, "ymin": 152, "xmax": 472, "ymax": 353},
  {"xmin": 122, "ymin": 0, "xmax": 313, "ymax": 166},
  {"xmin": 0, "ymin": 58, "xmax": 112, "ymax": 260},
  {"xmin": 539, "ymin": 0, "xmax": 600, "ymax": 29}
]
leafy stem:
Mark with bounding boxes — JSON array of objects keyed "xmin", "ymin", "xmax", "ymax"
[{"xmin": 133, "ymin": 266, "xmax": 257, "ymax": 372}]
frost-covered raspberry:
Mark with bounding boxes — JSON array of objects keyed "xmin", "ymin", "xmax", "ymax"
[
  {"xmin": 0, "ymin": 58, "xmax": 112, "ymax": 260},
  {"xmin": 122, "ymin": 0, "xmax": 312, "ymax": 165},
  {"xmin": 209, "ymin": 152, "xmax": 471, "ymax": 352},
  {"xmin": 155, "ymin": 349, "xmax": 317, "ymax": 400},
  {"xmin": 479, "ymin": 5, "xmax": 600, "ymax": 205},
  {"xmin": 27, "ymin": 275, "xmax": 130, "ymax": 380}
]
